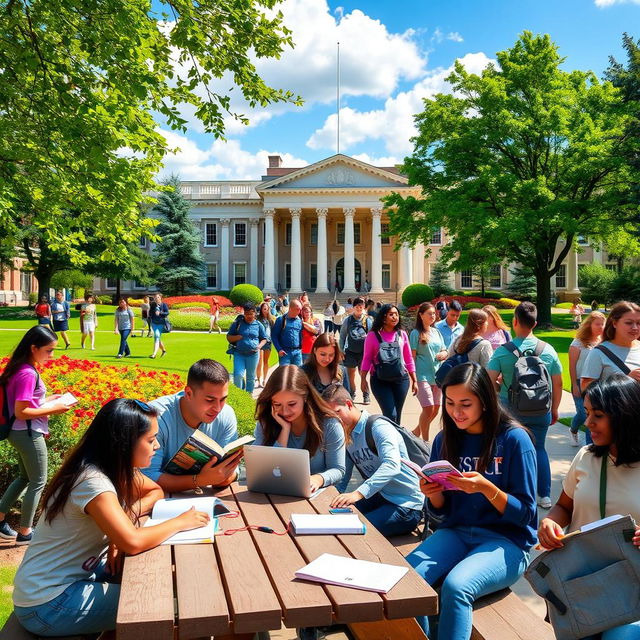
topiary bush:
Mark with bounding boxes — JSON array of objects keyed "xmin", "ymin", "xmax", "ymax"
[
  {"xmin": 402, "ymin": 284, "xmax": 434, "ymax": 308},
  {"xmin": 229, "ymin": 284, "xmax": 264, "ymax": 306}
]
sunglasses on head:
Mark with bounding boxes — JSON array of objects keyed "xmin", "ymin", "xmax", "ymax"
[{"xmin": 133, "ymin": 399, "xmax": 152, "ymax": 412}]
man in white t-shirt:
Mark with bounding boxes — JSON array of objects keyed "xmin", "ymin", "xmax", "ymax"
[{"xmin": 143, "ymin": 359, "xmax": 241, "ymax": 492}]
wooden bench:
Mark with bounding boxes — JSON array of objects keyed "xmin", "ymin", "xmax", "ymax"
[{"xmin": 0, "ymin": 612, "xmax": 110, "ymax": 640}]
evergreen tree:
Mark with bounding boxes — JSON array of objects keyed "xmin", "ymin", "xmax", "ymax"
[
  {"xmin": 429, "ymin": 259, "xmax": 454, "ymax": 296},
  {"xmin": 507, "ymin": 265, "xmax": 537, "ymax": 300},
  {"xmin": 153, "ymin": 176, "xmax": 205, "ymax": 296}
]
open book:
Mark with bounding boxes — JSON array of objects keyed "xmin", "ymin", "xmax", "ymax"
[
  {"xmin": 41, "ymin": 392, "xmax": 78, "ymax": 409},
  {"xmin": 295, "ymin": 553, "xmax": 408, "ymax": 593},
  {"xmin": 143, "ymin": 496, "xmax": 228, "ymax": 545},
  {"xmin": 401, "ymin": 458, "xmax": 464, "ymax": 491},
  {"xmin": 163, "ymin": 431, "xmax": 254, "ymax": 475}
]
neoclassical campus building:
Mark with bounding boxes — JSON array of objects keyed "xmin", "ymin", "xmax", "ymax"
[{"xmin": 76, "ymin": 153, "xmax": 610, "ymax": 301}]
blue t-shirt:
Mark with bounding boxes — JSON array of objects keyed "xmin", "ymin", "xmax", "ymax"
[
  {"xmin": 337, "ymin": 411, "xmax": 424, "ymax": 511},
  {"xmin": 228, "ymin": 317, "xmax": 267, "ymax": 354},
  {"xmin": 253, "ymin": 417, "xmax": 345, "ymax": 487},
  {"xmin": 409, "ymin": 328, "xmax": 445, "ymax": 384},
  {"xmin": 434, "ymin": 319, "xmax": 464, "ymax": 349},
  {"xmin": 143, "ymin": 392, "xmax": 238, "ymax": 482},
  {"xmin": 50, "ymin": 300, "xmax": 70, "ymax": 322},
  {"xmin": 429, "ymin": 426, "xmax": 538, "ymax": 550},
  {"xmin": 271, "ymin": 314, "xmax": 303, "ymax": 353}
]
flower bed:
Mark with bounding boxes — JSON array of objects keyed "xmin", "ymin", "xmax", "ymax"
[
  {"xmin": 407, "ymin": 296, "xmax": 519, "ymax": 312},
  {"xmin": 0, "ymin": 356, "xmax": 256, "ymax": 493},
  {"xmin": 128, "ymin": 294, "xmax": 234, "ymax": 308},
  {"xmin": 169, "ymin": 308, "xmax": 241, "ymax": 331}
]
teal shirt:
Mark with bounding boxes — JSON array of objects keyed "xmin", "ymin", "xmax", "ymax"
[
  {"xmin": 487, "ymin": 336, "xmax": 563, "ymax": 402},
  {"xmin": 409, "ymin": 328, "xmax": 445, "ymax": 384}
]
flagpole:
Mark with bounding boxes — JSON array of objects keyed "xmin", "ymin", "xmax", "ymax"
[{"xmin": 337, "ymin": 41, "xmax": 340, "ymax": 155}]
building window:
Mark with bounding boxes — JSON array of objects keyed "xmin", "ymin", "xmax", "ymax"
[
  {"xmin": 489, "ymin": 264, "xmax": 502, "ymax": 288},
  {"xmin": 261, "ymin": 221, "xmax": 265, "ymax": 246},
  {"xmin": 337, "ymin": 223, "xmax": 345, "ymax": 245},
  {"xmin": 460, "ymin": 269, "xmax": 473, "ymax": 289},
  {"xmin": 204, "ymin": 223, "xmax": 217, "ymax": 247},
  {"xmin": 310, "ymin": 263, "xmax": 317, "ymax": 289},
  {"xmin": 354, "ymin": 223, "xmax": 361, "ymax": 245},
  {"xmin": 206, "ymin": 263, "xmax": 217, "ymax": 289},
  {"xmin": 430, "ymin": 227, "xmax": 442, "ymax": 245},
  {"xmin": 285, "ymin": 223, "xmax": 292, "ymax": 246},
  {"xmin": 133, "ymin": 281, "xmax": 146, "ymax": 290},
  {"xmin": 555, "ymin": 264, "xmax": 567, "ymax": 289},
  {"xmin": 234, "ymin": 223, "xmax": 247, "ymax": 247},
  {"xmin": 106, "ymin": 278, "xmax": 118, "ymax": 289},
  {"xmin": 605, "ymin": 263, "xmax": 617, "ymax": 272},
  {"xmin": 285, "ymin": 263, "xmax": 291, "ymax": 290},
  {"xmin": 577, "ymin": 235, "xmax": 589, "ymax": 246},
  {"xmin": 310, "ymin": 223, "xmax": 318, "ymax": 246},
  {"xmin": 381, "ymin": 264, "xmax": 391, "ymax": 290},
  {"xmin": 233, "ymin": 263, "xmax": 246, "ymax": 285},
  {"xmin": 138, "ymin": 236, "xmax": 147, "ymax": 249},
  {"xmin": 380, "ymin": 222, "xmax": 390, "ymax": 245}
]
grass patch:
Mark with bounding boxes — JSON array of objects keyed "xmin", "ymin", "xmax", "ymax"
[{"xmin": 0, "ymin": 565, "xmax": 17, "ymax": 628}]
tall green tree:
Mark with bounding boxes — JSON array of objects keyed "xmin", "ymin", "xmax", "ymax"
[
  {"xmin": 153, "ymin": 177, "xmax": 204, "ymax": 295},
  {"xmin": 0, "ymin": 0, "xmax": 300, "ymax": 273},
  {"xmin": 385, "ymin": 32, "xmax": 639, "ymax": 325},
  {"xmin": 429, "ymin": 259, "xmax": 454, "ymax": 296}
]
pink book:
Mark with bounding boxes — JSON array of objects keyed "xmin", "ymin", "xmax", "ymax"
[{"xmin": 401, "ymin": 459, "xmax": 464, "ymax": 491}]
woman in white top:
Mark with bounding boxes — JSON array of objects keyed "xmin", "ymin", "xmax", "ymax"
[
  {"xmin": 568, "ymin": 311, "xmax": 605, "ymax": 447},
  {"xmin": 538, "ymin": 374, "xmax": 640, "ymax": 639},
  {"xmin": 332, "ymin": 299, "xmax": 346, "ymax": 336},
  {"xmin": 449, "ymin": 308, "xmax": 493, "ymax": 369},
  {"xmin": 581, "ymin": 301, "xmax": 640, "ymax": 391},
  {"xmin": 80, "ymin": 293, "xmax": 98, "ymax": 350},
  {"xmin": 12, "ymin": 399, "xmax": 209, "ymax": 636}
]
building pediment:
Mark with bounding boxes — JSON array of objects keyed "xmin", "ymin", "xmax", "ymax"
[{"xmin": 257, "ymin": 154, "xmax": 408, "ymax": 192}]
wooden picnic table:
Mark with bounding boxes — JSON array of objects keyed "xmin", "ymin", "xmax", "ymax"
[{"xmin": 116, "ymin": 483, "xmax": 437, "ymax": 640}]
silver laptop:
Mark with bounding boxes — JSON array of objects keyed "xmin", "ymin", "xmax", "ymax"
[{"xmin": 244, "ymin": 445, "xmax": 312, "ymax": 498}]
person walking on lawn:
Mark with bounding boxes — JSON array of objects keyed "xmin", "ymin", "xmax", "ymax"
[{"xmin": 50, "ymin": 290, "xmax": 71, "ymax": 349}]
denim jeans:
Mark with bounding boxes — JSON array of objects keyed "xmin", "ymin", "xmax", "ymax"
[
  {"xmin": 14, "ymin": 560, "xmax": 120, "ymax": 636},
  {"xmin": 117, "ymin": 329, "xmax": 131, "ymax": 357},
  {"xmin": 515, "ymin": 411, "xmax": 551, "ymax": 499},
  {"xmin": 278, "ymin": 349, "xmax": 303, "ymax": 366},
  {"xmin": 233, "ymin": 351, "xmax": 260, "ymax": 393},
  {"xmin": 406, "ymin": 526, "xmax": 529, "ymax": 640},
  {"xmin": 370, "ymin": 375, "xmax": 410, "ymax": 424},
  {"xmin": 356, "ymin": 492, "xmax": 422, "ymax": 537},
  {"xmin": 571, "ymin": 394, "xmax": 586, "ymax": 434},
  {"xmin": 324, "ymin": 320, "xmax": 334, "ymax": 333},
  {"xmin": 0, "ymin": 430, "xmax": 47, "ymax": 528}
]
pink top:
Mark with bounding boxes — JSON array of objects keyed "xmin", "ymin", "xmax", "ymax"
[
  {"xmin": 5, "ymin": 364, "xmax": 48, "ymax": 434},
  {"xmin": 361, "ymin": 329, "xmax": 416, "ymax": 375},
  {"xmin": 484, "ymin": 328, "xmax": 511, "ymax": 351}
]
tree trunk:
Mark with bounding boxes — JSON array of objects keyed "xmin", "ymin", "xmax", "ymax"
[
  {"xmin": 113, "ymin": 279, "xmax": 121, "ymax": 304},
  {"xmin": 535, "ymin": 267, "xmax": 553, "ymax": 327},
  {"xmin": 481, "ymin": 273, "xmax": 486, "ymax": 297}
]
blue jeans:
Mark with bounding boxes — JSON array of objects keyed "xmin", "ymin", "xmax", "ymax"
[
  {"xmin": 356, "ymin": 492, "xmax": 422, "ymax": 537},
  {"xmin": 515, "ymin": 412, "xmax": 551, "ymax": 499},
  {"xmin": 571, "ymin": 394, "xmax": 586, "ymax": 434},
  {"xmin": 152, "ymin": 323, "xmax": 164, "ymax": 340},
  {"xmin": 370, "ymin": 375, "xmax": 410, "ymax": 424},
  {"xmin": 117, "ymin": 329, "xmax": 131, "ymax": 356},
  {"xmin": 233, "ymin": 351, "xmax": 260, "ymax": 393},
  {"xmin": 14, "ymin": 560, "xmax": 120, "ymax": 636},
  {"xmin": 406, "ymin": 526, "xmax": 529, "ymax": 640},
  {"xmin": 278, "ymin": 349, "xmax": 303, "ymax": 366}
]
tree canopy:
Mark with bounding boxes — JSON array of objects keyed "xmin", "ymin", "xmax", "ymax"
[{"xmin": 385, "ymin": 32, "xmax": 639, "ymax": 324}]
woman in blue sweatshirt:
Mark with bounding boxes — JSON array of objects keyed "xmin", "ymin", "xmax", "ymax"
[{"xmin": 406, "ymin": 362, "xmax": 537, "ymax": 640}]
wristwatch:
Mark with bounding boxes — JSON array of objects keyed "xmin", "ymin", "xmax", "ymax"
[{"xmin": 192, "ymin": 474, "xmax": 204, "ymax": 495}]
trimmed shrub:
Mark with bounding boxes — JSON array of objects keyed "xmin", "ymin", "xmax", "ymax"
[
  {"xmin": 497, "ymin": 297, "xmax": 520, "ymax": 309},
  {"xmin": 402, "ymin": 284, "xmax": 434, "ymax": 308},
  {"xmin": 172, "ymin": 302, "xmax": 210, "ymax": 310},
  {"xmin": 96, "ymin": 295, "xmax": 113, "ymax": 304},
  {"xmin": 464, "ymin": 302, "xmax": 484, "ymax": 310},
  {"xmin": 229, "ymin": 284, "xmax": 263, "ymax": 306}
]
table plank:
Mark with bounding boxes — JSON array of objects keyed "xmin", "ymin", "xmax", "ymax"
[
  {"xmin": 231, "ymin": 485, "xmax": 333, "ymax": 629},
  {"xmin": 269, "ymin": 493, "xmax": 384, "ymax": 624},
  {"xmin": 116, "ymin": 545, "xmax": 174, "ymax": 640},
  {"xmin": 213, "ymin": 487, "xmax": 283, "ymax": 634},
  {"xmin": 174, "ymin": 543, "xmax": 231, "ymax": 638},
  {"xmin": 349, "ymin": 618, "xmax": 428, "ymax": 640},
  {"xmin": 309, "ymin": 488, "xmax": 438, "ymax": 619}
]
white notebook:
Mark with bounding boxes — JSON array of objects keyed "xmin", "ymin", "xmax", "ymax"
[
  {"xmin": 295, "ymin": 553, "xmax": 408, "ymax": 593},
  {"xmin": 290, "ymin": 513, "xmax": 366, "ymax": 535}
]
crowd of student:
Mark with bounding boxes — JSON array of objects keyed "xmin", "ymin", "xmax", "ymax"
[{"xmin": 2, "ymin": 296, "xmax": 640, "ymax": 640}]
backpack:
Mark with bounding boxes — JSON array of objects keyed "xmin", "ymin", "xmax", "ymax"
[
  {"xmin": 434, "ymin": 338, "xmax": 482, "ymax": 387},
  {"xmin": 504, "ymin": 340, "xmax": 552, "ymax": 416},
  {"xmin": 0, "ymin": 366, "xmax": 39, "ymax": 440},
  {"xmin": 374, "ymin": 331, "xmax": 407, "ymax": 381},
  {"xmin": 346, "ymin": 314, "xmax": 368, "ymax": 354}
]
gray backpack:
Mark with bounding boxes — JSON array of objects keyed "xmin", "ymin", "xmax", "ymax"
[{"xmin": 504, "ymin": 340, "xmax": 552, "ymax": 416}]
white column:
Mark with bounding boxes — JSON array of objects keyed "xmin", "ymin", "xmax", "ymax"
[
  {"xmin": 399, "ymin": 243, "xmax": 413, "ymax": 290},
  {"xmin": 343, "ymin": 207, "xmax": 357, "ymax": 293},
  {"xmin": 568, "ymin": 246, "xmax": 580, "ymax": 293},
  {"xmin": 250, "ymin": 219, "xmax": 259, "ymax": 286},
  {"xmin": 315, "ymin": 208, "xmax": 329, "ymax": 293},
  {"xmin": 263, "ymin": 209, "xmax": 276, "ymax": 293},
  {"xmin": 412, "ymin": 242, "xmax": 425, "ymax": 284},
  {"xmin": 220, "ymin": 218, "xmax": 230, "ymax": 290},
  {"xmin": 290, "ymin": 208, "xmax": 302, "ymax": 293},
  {"xmin": 370, "ymin": 207, "xmax": 384, "ymax": 293},
  {"xmin": 273, "ymin": 219, "xmax": 280, "ymax": 291}
]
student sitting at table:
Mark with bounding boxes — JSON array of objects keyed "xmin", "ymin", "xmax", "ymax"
[
  {"xmin": 322, "ymin": 384, "xmax": 424, "ymax": 537},
  {"xmin": 254, "ymin": 365, "xmax": 346, "ymax": 492},
  {"xmin": 300, "ymin": 332, "xmax": 351, "ymax": 396},
  {"xmin": 12, "ymin": 398, "xmax": 210, "ymax": 636},
  {"xmin": 143, "ymin": 359, "xmax": 242, "ymax": 492},
  {"xmin": 406, "ymin": 362, "xmax": 537, "ymax": 640}
]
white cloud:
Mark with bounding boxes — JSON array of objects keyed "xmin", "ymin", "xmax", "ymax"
[
  {"xmin": 595, "ymin": 0, "xmax": 640, "ymax": 5},
  {"xmin": 447, "ymin": 32, "xmax": 464, "ymax": 43},
  {"xmin": 307, "ymin": 52, "xmax": 494, "ymax": 155},
  {"xmin": 351, "ymin": 153, "xmax": 403, "ymax": 167},
  {"xmin": 430, "ymin": 28, "xmax": 464, "ymax": 45},
  {"xmin": 157, "ymin": 129, "xmax": 308, "ymax": 181}
]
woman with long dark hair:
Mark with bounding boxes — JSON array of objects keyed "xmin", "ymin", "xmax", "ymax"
[
  {"xmin": 254, "ymin": 365, "xmax": 345, "ymax": 492},
  {"xmin": 360, "ymin": 303, "xmax": 417, "ymax": 423},
  {"xmin": 0, "ymin": 326, "xmax": 71, "ymax": 545},
  {"xmin": 406, "ymin": 363, "xmax": 537, "ymax": 640},
  {"xmin": 12, "ymin": 399, "xmax": 210, "ymax": 636},
  {"xmin": 301, "ymin": 332, "xmax": 351, "ymax": 396}
]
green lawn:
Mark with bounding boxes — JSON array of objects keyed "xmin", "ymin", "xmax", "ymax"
[{"xmin": 0, "ymin": 566, "xmax": 16, "ymax": 627}]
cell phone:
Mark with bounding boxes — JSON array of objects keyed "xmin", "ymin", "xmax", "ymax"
[{"xmin": 328, "ymin": 507, "xmax": 353, "ymax": 514}]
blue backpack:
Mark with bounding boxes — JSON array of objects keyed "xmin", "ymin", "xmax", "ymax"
[{"xmin": 434, "ymin": 338, "xmax": 482, "ymax": 387}]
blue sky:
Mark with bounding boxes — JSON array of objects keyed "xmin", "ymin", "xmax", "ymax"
[{"xmin": 158, "ymin": 0, "xmax": 639, "ymax": 181}]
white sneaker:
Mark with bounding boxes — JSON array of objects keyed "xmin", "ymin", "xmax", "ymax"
[
  {"xmin": 570, "ymin": 431, "xmax": 580, "ymax": 447},
  {"xmin": 538, "ymin": 496, "xmax": 552, "ymax": 509}
]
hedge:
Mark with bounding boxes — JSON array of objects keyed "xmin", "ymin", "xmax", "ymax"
[
  {"xmin": 229, "ymin": 284, "xmax": 264, "ymax": 306},
  {"xmin": 464, "ymin": 302, "xmax": 484, "ymax": 310},
  {"xmin": 402, "ymin": 284, "xmax": 434, "ymax": 308}
]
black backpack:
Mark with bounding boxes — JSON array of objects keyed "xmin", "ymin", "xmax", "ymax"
[
  {"xmin": 504, "ymin": 340, "xmax": 552, "ymax": 416},
  {"xmin": 0, "ymin": 366, "xmax": 39, "ymax": 440},
  {"xmin": 374, "ymin": 331, "xmax": 407, "ymax": 381},
  {"xmin": 346, "ymin": 314, "xmax": 368, "ymax": 354},
  {"xmin": 434, "ymin": 338, "xmax": 482, "ymax": 387}
]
